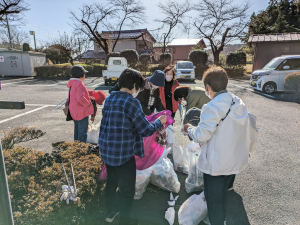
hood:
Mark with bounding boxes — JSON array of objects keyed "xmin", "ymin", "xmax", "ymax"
[
  {"xmin": 252, "ymin": 70, "xmax": 271, "ymax": 75},
  {"xmin": 67, "ymin": 78, "xmax": 82, "ymax": 88},
  {"xmin": 212, "ymin": 92, "xmax": 248, "ymax": 125}
]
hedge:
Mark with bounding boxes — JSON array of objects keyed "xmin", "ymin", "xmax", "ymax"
[
  {"xmin": 222, "ymin": 66, "xmax": 245, "ymax": 78},
  {"xmin": 34, "ymin": 64, "xmax": 107, "ymax": 78},
  {"xmin": 195, "ymin": 65, "xmax": 209, "ymax": 79},
  {"xmin": 105, "ymin": 52, "xmax": 120, "ymax": 65},
  {"xmin": 189, "ymin": 50, "xmax": 208, "ymax": 66},
  {"xmin": 2, "ymin": 127, "xmax": 104, "ymax": 224},
  {"xmin": 149, "ymin": 64, "xmax": 167, "ymax": 73},
  {"xmin": 226, "ymin": 52, "xmax": 246, "ymax": 67},
  {"xmin": 139, "ymin": 53, "xmax": 152, "ymax": 64},
  {"xmin": 284, "ymin": 72, "xmax": 300, "ymax": 94},
  {"xmin": 159, "ymin": 53, "xmax": 172, "ymax": 65},
  {"xmin": 120, "ymin": 49, "xmax": 139, "ymax": 66}
]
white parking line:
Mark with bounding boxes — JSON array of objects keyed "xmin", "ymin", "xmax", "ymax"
[
  {"xmin": 1, "ymin": 80, "xmax": 33, "ymax": 86},
  {"xmin": 26, "ymin": 104, "xmax": 57, "ymax": 107},
  {"xmin": 0, "ymin": 105, "xmax": 49, "ymax": 124}
]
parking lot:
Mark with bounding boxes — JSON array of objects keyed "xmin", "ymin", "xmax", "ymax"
[{"xmin": 0, "ymin": 76, "xmax": 299, "ymax": 224}]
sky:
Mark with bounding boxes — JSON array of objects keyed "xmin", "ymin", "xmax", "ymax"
[{"xmin": 6, "ymin": 0, "xmax": 270, "ymax": 49}]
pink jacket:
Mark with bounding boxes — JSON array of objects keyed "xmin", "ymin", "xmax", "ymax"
[{"xmin": 67, "ymin": 78, "xmax": 94, "ymax": 121}]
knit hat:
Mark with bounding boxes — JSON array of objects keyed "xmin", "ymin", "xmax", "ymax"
[
  {"xmin": 71, "ymin": 65, "xmax": 88, "ymax": 77},
  {"xmin": 149, "ymin": 70, "xmax": 165, "ymax": 87}
]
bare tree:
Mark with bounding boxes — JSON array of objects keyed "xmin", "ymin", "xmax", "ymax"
[
  {"xmin": 156, "ymin": 0, "xmax": 192, "ymax": 53},
  {"xmin": 109, "ymin": 0, "xmax": 146, "ymax": 52},
  {"xmin": 0, "ymin": 27, "xmax": 30, "ymax": 49},
  {"xmin": 193, "ymin": 0, "xmax": 251, "ymax": 65},
  {"xmin": 46, "ymin": 33, "xmax": 91, "ymax": 65},
  {"xmin": 0, "ymin": 0, "xmax": 29, "ymax": 16},
  {"xmin": 70, "ymin": 3, "xmax": 116, "ymax": 56}
]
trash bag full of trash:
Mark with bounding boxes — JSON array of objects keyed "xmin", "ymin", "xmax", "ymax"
[{"xmin": 134, "ymin": 168, "xmax": 151, "ymax": 200}]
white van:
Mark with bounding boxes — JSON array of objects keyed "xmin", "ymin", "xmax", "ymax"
[
  {"xmin": 175, "ymin": 61, "xmax": 195, "ymax": 81},
  {"xmin": 102, "ymin": 57, "xmax": 127, "ymax": 86},
  {"xmin": 250, "ymin": 55, "xmax": 300, "ymax": 94}
]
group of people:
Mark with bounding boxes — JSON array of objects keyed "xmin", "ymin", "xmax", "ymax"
[{"xmin": 66, "ymin": 64, "xmax": 251, "ymax": 225}]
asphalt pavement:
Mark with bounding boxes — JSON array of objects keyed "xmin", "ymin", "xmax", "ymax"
[{"xmin": 0, "ymin": 76, "xmax": 299, "ymax": 225}]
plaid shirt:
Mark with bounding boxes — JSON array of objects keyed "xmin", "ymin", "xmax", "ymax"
[
  {"xmin": 147, "ymin": 86, "xmax": 155, "ymax": 109},
  {"xmin": 99, "ymin": 91, "xmax": 162, "ymax": 166}
]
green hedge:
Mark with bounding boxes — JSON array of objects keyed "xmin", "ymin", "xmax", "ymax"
[
  {"xmin": 222, "ymin": 66, "xmax": 245, "ymax": 78},
  {"xmin": 195, "ymin": 65, "xmax": 209, "ymax": 79},
  {"xmin": 35, "ymin": 64, "xmax": 107, "ymax": 78},
  {"xmin": 149, "ymin": 64, "xmax": 167, "ymax": 73},
  {"xmin": 284, "ymin": 72, "xmax": 300, "ymax": 94},
  {"xmin": 189, "ymin": 50, "xmax": 208, "ymax": 66}
]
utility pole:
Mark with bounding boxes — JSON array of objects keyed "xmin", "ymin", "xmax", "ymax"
[
  {"xmin": 5, "ymin": 14, "xmax": 13, "ymax": 49},
  {"xmin": 187, "ymin": 16, "xmax": 192, "ymax": 39},
  {"xmin": 30, "ymin": 31, "xmax": 37, "ymax": 52}
]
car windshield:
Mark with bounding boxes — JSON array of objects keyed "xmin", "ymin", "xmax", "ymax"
[
  {"xmin": 113, "ymin": 60, "xmax": 121, "ymax": 65},
  {"xmin": 262, "ymin": 58, "xmax": 285, "ymax": 70},
  {"xmin": 177, "ymin": 62, "xmax": 193, "ymax": 69}
]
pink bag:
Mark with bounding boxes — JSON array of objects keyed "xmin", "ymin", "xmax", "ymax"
[
  {"xmin": 135, "ymin": 110, "xmax": 175, "ymax": 170},
  {"xmin": 97, "ymin": 164, "xmax": 107, "ymax": 181}
]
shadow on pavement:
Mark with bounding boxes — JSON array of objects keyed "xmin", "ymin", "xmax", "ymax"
[{"xmin": 227, "ymin": 190, "xmax": 250, "ymax": 225}]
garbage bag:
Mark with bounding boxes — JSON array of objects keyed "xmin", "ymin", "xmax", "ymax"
[
  {"xmin": 173, "ymin": 142, "xmax": 189, "ymax": 174},
  {"xmin": 97, "ymin": 164, "xmax": 107, "ymax": 181},
  {"xmin": 150, "ymin": 157, "xmax": 180, "ymax": 193},
  {"xmin": 166, "ymin": 125, "xmax": 175, "ymax": 154},
  {"xmin": 165, "ymin": 207, "xmax": 175, "ymax": 225},
  {"xmin": 178, "ymin": 192, "xmax": 208, "ymax": 225},
  {"xmin": 135, "ymin": 110, "xmax": 175, "ymax": 170},
  {"xmin": 249, "ymin": 113, "xmax": 258, "ymax": 152},
  {"xmin": 185, "ymin": 143, "xmax": 203, "ymax": 193},
  {"xmin": 87, "ymin": 124, "xmax": 99, "ymax": 144},
  {"xmin": 134, "ymin": 168, "xmax": 151, "ymax": 200}
]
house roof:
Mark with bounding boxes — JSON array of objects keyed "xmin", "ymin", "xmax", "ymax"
[
  {"xmin": 100, "ymin": 29, "xmax": 156, "ymax": 42},
  {"xmin": 167, "ymin": 38, "xmax": 205, "ymax": 46},
  {"xmin": 81, "ymin": 50, "xmax": 106, "ymax": 59},
  {"xmin": 153, "ymin": 42, "xmax": 168, "ymax": 48},
  {"xmin": 248, "ymin": 33, "xmax": 300, "ymax": 43}
]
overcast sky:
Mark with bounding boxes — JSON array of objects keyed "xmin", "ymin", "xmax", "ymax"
[{"xmin": 9, "ymin": 0, "xmax": 269, "ymax": 48}]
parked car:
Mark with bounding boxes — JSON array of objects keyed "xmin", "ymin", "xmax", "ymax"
[
  {"xmin": 250, "ymin": 55, "xmax": 300, "ymax": 94},
  {"xmin": 175, "ymin": 61, "xmax": 195, "ymax": 81},
  {"xmin": 102, "ymin": 57, "xmax": 127, "ymax": 86}
]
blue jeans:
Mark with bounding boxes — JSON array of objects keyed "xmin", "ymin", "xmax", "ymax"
[
  {"xmin": 74, "ymin": 116, "xmax": 89, "ymax": 143},
  {"xmin": 204, "ymin": 173, "xmax": 235, "ymax": 225}
]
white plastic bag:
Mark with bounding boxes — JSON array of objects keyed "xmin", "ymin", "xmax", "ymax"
[
  {"xmin": 166, "ymin": 126, "xmax": 175, "ymax": 154},
  {"xmin": 173, "ymin": 142, "xmax": 189, "ymax": 174},
  {"xmin": 185, "ymin": 143, "xmax": 204, "ymax": 193},
  {"xmin": 178, "ymin": 192, "xmax": 208, "ymax": 225},
  {"xmin": 165, "ymin": 207, "xmax": 175, "ymax": 225},
  {"xmin": 134, "ymin": 168, "xmax": 151, "ymax": 200},
  {"xmin": 203, "ymin": 216, "xmax": 211, "ymax": 225},
  {"xmin": 86, "ymin": 124, "xmax": 99, "ymax": 144},
  {"xmin": 248, "ymin": 113, "xmax": 258, "ymax": 152},
  {"xmin": 150, "ymin": 157, "xmax": 180, "ymax": 193}
]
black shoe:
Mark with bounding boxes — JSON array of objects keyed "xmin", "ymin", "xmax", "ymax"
[{"xmin": 105, "ymin": 211, "xmax": 119, "ymax": 223}]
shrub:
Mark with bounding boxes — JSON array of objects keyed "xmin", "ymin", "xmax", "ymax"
[
  {"xmin": 120, "ymin": 49, "xmax": 139, "ymax": 66},
  {"xmin": 226, "ymin": 52, "xmax": 246, "ymax": 67},
  {"xmin": 105, "ymin": 52, "xmax": 120, "ymax": 65},
  {"xmin": 188, "ymin": 50, "xmax": 208, "ymax": 66},
  {"xmin": 159, "ymin": 53, "xmax": 172, "ymax": 65},
  {"xmin": 149, "ymin": 64, "xmax": 167, "ymax": 73},
  {"xmin": 92, "ymin": 64, "xmax": 107, "ymax": 76},
  {"xmin": 23, "ymin": 43, "xmax": 30, "ymax": 51},
  {"xmin": 222, "ymin": 66, "xmax": 245, "ymax": 78},
  {"xmin": 34, "ymin": 65, "xmax": 72, "ymax": 78},
  {"xmin": 139, "ymin": 54, "xmax": 152, "ymax": 65},
  {"xmin": 284, "ymin": 72, "xmax": 300, "ymax": 95},
  {"xmin": 195, "ymin": 65, "xmax": 209, "ymax": 79}
]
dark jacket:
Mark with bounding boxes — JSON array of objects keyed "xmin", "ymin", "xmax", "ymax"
[{"xmin": 109, "ymin": 80, "xmax": 165, "ymax": 116}]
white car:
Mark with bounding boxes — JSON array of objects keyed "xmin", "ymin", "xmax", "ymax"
[
  {"xmin": 250, "ymin": 55, "xmax": 300, "ymax": 94},
  {"xmin": 175, "ymin": 61, "xmax": 195, "ymax": 81},
  {"xmin": 102, "ymin": 57, "xmax": 127, "ymax": 86}
]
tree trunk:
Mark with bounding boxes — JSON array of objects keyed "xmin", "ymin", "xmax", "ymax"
[
  {"xmin": 70, "ymin": 57, "xmax": 74, "ymax": 66},
  {"xmin": 213, "ymin": 51, "xmax": 220, "ymax": 65}
]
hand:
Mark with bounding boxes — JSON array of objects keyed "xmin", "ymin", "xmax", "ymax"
[
  {"xmin": 90, "ymin": 116, "xmax": 95, "ymax": 123},
  {"xmin": 158, "ymin": 115, "xmax": 167, "ymax": 124},
  {"xmin": 184, "ymin": 123, "xmax": 192, "ymax": 133}
]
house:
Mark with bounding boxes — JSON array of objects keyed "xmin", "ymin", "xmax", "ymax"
[
  {"xmin": 248, "ymin": 33, "xmax": 300, "ymax": 71},
  {"xmin": 94, "ymin": 29, "xmax": 156, "ymax": 55},
  {"xmin": 79, "ymin": 50, "xmax": 106, "ymax": 64},
  {"xmin": 153, "ymin": 38, "xmax": 206, "ymax": 64}
]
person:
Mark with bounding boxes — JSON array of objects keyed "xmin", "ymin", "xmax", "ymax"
[
  {"xmin": 183, "ymin": 67, "xmax": 250, "ymax": 225},
  {"xmin": 109, "ymin": 70, "xmax": 166, "ymax": 116},
  {"xmin": 99, "ymin": 68, "xmax": 167, "ymax": 225},
  {"xmin": 67, "ymin": 65, "xmax": 94, "ymax": 143},
  {"xmin": 159, "ymin": 66, "xmax": 180, "ymax": 118},
  {"xmin": 87, "ymin": 90, "xmax": 106, "ymax": 123}
]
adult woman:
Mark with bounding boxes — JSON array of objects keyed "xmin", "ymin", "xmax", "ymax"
[
  {"xmin": 67, "ymin": 65, "xmax": 94, "ymax": 143},
  {"xmin": 99, "ymin": 68, "xmax": 166, "ymax": 224},
  {"xmin": 159, "ymin": 66, "xmax": 180, "ymax": 118}
]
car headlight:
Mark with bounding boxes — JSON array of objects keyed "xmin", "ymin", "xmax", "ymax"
[
  {"xmin": 191, "ymin": 71, "xmax": 195, "ymax": 74},
  {"xmin": 177, "ymin": 70, "xmax": 181, "ymax": 74},
  {"xmin": 259, "ymin": 71, "xmax": 271, "ymax": 76}
]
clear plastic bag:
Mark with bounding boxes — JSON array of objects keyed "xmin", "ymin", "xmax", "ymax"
[
  {"xmin": 185, "ymin": 143, "xmax": 204, "ymax": 193},
  {"xmin": 134, "ymin": 168, "xmax": 151, "ymax": 200},
  {"xmin": 165, "ymin": 207, "xmax": 175, "ymax": 225},
  {"xmin": 178, "ymin": 192, "xmax": 208, "ymax": 225},
  {"xmin": 150, "ymin": 157, "xmax": 180, "ymax": 193},
  {"xmin": 86, "ymin": 124, "xmax": 99, "ymax": 144},
  {"xmin": 173, "ymin": 142, "xmax": 189, "ymax": 174},
  {"xmin": 166, "ymin": 125, "xmax": 175, "ymax": 155}
]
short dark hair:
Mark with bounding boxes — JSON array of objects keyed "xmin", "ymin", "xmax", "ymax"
[
  {"xmin": 202, "ymin": 67, "xmax": 228, "ymax": 92},
  {"xmin": 163, "ymin": 65, "xmax": 177, "ymax": 80},
  {"xmin": 174, "ymin": 86, "xmax": 190, "ymax": 101},
  {"xmin": 119, "ymin": 68, "xmax": 145, "ymax": 91}
]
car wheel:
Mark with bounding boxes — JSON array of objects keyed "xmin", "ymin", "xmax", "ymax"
[
  {"xmin": 263, "ymin": 82, "xmax": 276, "ymax": 94},
  {"xmin": 105, "ymin": 79, "xmax": 108, "ymax": 86}
]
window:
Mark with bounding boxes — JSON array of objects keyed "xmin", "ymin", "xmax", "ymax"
[
  {"xmin": 177, "ymin": 62, "xmax": 194, "ymax": 69},
  {"xmin": 284, "ymin": 58, "xmax": 300, "ymax": 70},
  {"xmin": 113, "ymin": 60, "xmax": 121, "ymax": 65},
  {"xmin": 173, "ymin": 48, "xmax": 176, "ymax": 54}
]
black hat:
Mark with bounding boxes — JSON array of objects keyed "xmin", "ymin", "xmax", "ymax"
[
  {"xmin": 71, "ymin": 65, "xmax": 88, "ymax": 77},
  {"xmin": 184, "ymin": 107, "xmax": 201, "ymax": 126}
]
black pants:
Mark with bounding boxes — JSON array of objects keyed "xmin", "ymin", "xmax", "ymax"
[
  {"xmin": 204, "ymin": 173, "xmax": 235, "ymax": 225},
  {"xmin": 105, "ymin": 157, "xmax": 136, "ymax": 225},
  {"xmin": 171, "ymin": 111, "xmax": 176, "ymax": 118}
]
